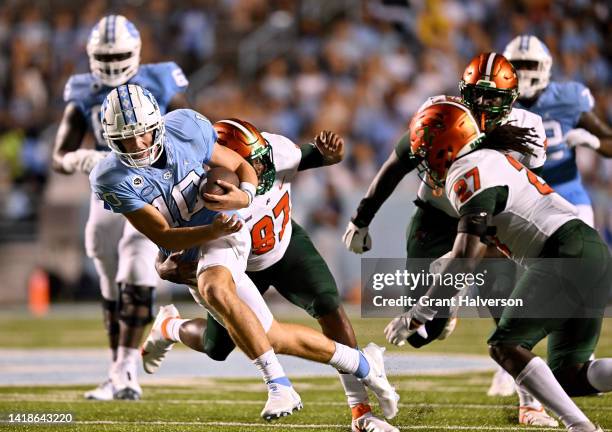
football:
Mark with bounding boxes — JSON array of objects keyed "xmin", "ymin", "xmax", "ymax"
[{"xmin": 203, "ymin": 167, "xmax": 240, "ymax": 200}]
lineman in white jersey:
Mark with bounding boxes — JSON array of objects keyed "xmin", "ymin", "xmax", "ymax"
[
  {"xmin": 343, "ymin": 53, "xmax": 556, "ymax": 425},
  {"xmin": 385, "ymin": 100, "xmax": 612, "ymax": 432},
  {"xmin": 143, "ymin": 119, "xmax": 400, "ymax": 431}
]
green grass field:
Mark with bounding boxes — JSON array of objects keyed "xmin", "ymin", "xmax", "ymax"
[{"xmin": 1, "ymin": 308, "xmax": 611, "ymax": 431}]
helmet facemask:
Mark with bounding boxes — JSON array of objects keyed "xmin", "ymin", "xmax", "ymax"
[
  {"xmin": 249, "ymin": 143, "xmax": 276, "ymax": 195},
  {"xmin": 87, "ymin": 15, "xmax": 141, "ymax": 87},
  {"xmin": 102, "ymin": 85, "xmax": 165, "ymax": 169},
  {"xmin": 511, "ymin": 60, "xmax": 550, "ymax": 99},
  {"xmin": 460, "ymin": 82, "xmax": 518, "ymax": 132}
]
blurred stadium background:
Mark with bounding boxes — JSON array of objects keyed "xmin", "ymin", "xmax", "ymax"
[{"xmin": 0, "ymin": 0, "xmax": 610, "ymax": 307}]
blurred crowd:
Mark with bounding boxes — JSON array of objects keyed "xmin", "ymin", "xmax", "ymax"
[{"xmin": 0, "ymin": 0, "xmax": 610, "ymax": 289}]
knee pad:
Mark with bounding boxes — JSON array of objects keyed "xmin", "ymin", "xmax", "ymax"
[
  {"xmin": 118, "ymin": 284, "xmax": 154, "ymax": 327},
  {"xmin": 102, "ymin": 298, "xmax": 119, "ymax": 336},
  {"xmin": 553, "ymin": 362, "xmax": 599, "ymax": 397}
]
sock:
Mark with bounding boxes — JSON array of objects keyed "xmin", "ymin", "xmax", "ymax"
[
  {"xmin": 515, "ymin": 357, "xmax": 590, "ymax": 428},
  {"xmin": 162, "ymin": 317, "xmax": 188, "ymax": 343},
  {"xmin": 329, "ymin": 342, "xmax": 370, "ymax": 378},
  {"xmin": 516, "ymin": 383, "xmax": 542, "ymax": 410},
  {"xmin": 253, "ymin": 349, "xmax": 291, "ymax": 387},
  {"xmin": 117, "ymin": 346, "xmax": 140, "ymax": 366},
  {"xmin": 586, "ymin": 358, "xmax": 612, "ymax": 392},
  {"xmin": 338, "ymin": 372, "xmax": 370, "ymax": 416}
]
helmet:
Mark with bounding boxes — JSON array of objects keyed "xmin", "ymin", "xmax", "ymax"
[
  {"xmin": 87, "ymin": 15, "xmax": 141, "ymax": 87},
  {"xmin": 503, "ymin": 35, "xmax": 552, "ymax": 99},
  {"xmin": 409, "ymin": 100, "xmax": 484, "ymax": 187},
  {"xmin": 101, "ymin": 84, "xmax": 165, "ymax": 168},
  {"xmin": 213, "ymin": 119, "xmax": 275, "ymax": 195},
  {"xmin": 459, "ymin": 52, "xmax": 518, "ymax": 132}
]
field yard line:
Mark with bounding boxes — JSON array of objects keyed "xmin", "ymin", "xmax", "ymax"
[{"xmin": 1, "ymin": 396, "xmax": 610, "ymax": 412}]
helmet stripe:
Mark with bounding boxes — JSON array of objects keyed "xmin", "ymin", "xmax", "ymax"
[
  {"xmin": 117, "ymin": 85, "xmax": 136, "ymax": 125},
  {"xmin": 219, "ymin": 119, "xmax": 256, "ymax": 142},
  {"xmin": 109, "ymin": 15, "xmax": 116, "ymax": 44},
  {"xmin": 484, "ymin": 52, "xmax": 497, "ymax": 79},
  {"xmin": 103, "ymin": 16, "xmax": 110, "ymax": 44}
]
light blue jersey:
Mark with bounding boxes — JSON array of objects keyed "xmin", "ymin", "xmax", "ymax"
[
  {"xmin": 517, "ymin": 81, "xmax": 595, "ymax": 205},
  {"xmin": 63, "ymin": 62, "xmax": 188, "ymax": 149},
  {"xmin": 90, "ymin": 109, "xmax": 222, "ymax": 261}
]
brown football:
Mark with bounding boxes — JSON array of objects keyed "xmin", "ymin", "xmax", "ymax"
[{"xmin": 203, "ymin": 167, "xmax": 240, "ymax": 201}]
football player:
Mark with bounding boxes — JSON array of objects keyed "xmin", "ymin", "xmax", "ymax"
[
  {"xmin": 147, "ymin": 119, "xmax": 399, "ymax": 432},
  {"xmin": 344, "ymin": 53, "xmax": 557, "ymax": 426},
  {"xmin": 504, "ymin": 35, "xmax": 612, "ymax": 227},
  {"xmin": 51, "ymin": 15, "xmax": 189, "ymax": 400},
  {"xmin": 91, "ymin": 84, "xmax": 399, "ymax": 422},
  {"xmin": 385, "ymin": 100, "xmax": 612, "ymax": 432}
]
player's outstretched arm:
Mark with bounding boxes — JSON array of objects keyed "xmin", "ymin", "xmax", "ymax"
[
  {"xmin": 298, "ymin": 130, "xmax": 345, "ymax": 170},
  {"xmin": 51, "ymin": 102, "xmax": 88, "ymax": 174},
  {"xmin": 343, "ymin": 149, "xmax": 412, "ymax": 254},
  {"xmin": 124, "ymin": 204, "xmax": 242, "ymax": 251},
  {"xmin": 203, "ymin": 143, "xmax": 258, "ymax": 210},
  {"xmin": 575, "ymin": 111, "xmax": 612, "ymax": 157}
]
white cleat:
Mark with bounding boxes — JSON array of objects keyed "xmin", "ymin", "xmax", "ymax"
[
  {"xmin": 260, "ymin": 383, "xmax": 303, "ymax": 421},
  {"xmin": 487, "ymin": 368, "xmax": 516, "ymax": 397},
  {"xmin": 352, "ymin": 412, "xmax": 399, "ymax": 432},
  {"xmin": 141, "ymin": 304, "xmax": 179, "ymax": 374},
  {"xmin": 84, "ymin": 378, "xmax": 115, "ymax": 401},
  {"xmin": 360, "ymin": 343, "xmax": 400, "ymax": 419},
  {"xmin": 519, "ymin": 407, "xmax": 559, "ymax": 427},
  {"xmin": 110, "ymin": 360, "xmax": 142, "ymax": 400}
]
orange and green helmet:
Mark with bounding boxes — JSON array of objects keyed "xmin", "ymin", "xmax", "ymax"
[{"xmin": 213, "ymin": 118, "xmax": 275, "ymax": 195}]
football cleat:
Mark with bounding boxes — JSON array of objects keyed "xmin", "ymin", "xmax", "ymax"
[
  {"xmin": 352, "ymin": 412, "xmax": 399, "ymax": 432},
  {"xmin": 84, "ymin": 378, "xmax": 115, "ymax": 401},
  {"xmin": 142, "ymin": 304, "xmax": 180, "ymax": 374},
  {"xmin": 261, "ymin": 383, "xmax": 302, "ymax": 421},
  {"xmin": 110, "ymin": 360, "xmax": 142, "ymax": 400},
  {"xmin": 519, "ymin": 407, "xmax": 559, "ymax": 427},
  {"xmin": 360, "ymin": 343, "xmax": 400, "ymax": 419},
  {"xmin": 487, "ymin": 368, "xmax": 516, "ymax": 397}
]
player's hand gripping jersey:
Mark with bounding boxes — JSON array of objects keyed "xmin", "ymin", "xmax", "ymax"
[
  {"xmin": 238, "ymin": 133, "xmax": 302, "ymax": 272},
  {"xmin": 445, "ymin": 148, "xmax": 577, "ymax": 264}
]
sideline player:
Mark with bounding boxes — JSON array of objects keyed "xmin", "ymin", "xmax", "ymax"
[
  {"xmin": 51, "ymin": 15, "xmax": 189, "ymax": 400},
  {"xmin": 504, "ymin": 35, "xmax": 612, "ymax": 227},
  {"xmin": 91, "ymin": 84, "xmax": 399, "ymax": 421},
  {"xmin": 385, "ymin": 100, "xmax": 612, "ymax": 432},
  {"xmin": 344, "ymin": 53, "xmax": 556, "ymax": 426},
  {"xmin": 148, "ymin": 119, "xmax": 399, "ymax": 432}
]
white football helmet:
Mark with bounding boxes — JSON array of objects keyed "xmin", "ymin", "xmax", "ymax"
[
  {"xmin": 87, "ymin": 15, "xmax": 141, "ymax": 87},
  {"xmin": 101, "ymin": 84, "xmax": 165, "ymax": 168},
  {"xmin": 503, "ymin": 35, "xmax": 552, "ymax": 99}
]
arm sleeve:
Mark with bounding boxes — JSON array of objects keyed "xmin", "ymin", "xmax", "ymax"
[
  {"xmin": 62, "ymin": 76, "xmax": 86, "ymax": 115},
  {"xmin": 298, "ymin": 143, "xmax": 326, "ymax": 171}
]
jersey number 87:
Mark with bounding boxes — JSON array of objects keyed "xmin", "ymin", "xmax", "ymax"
[{"xmin": 251, "ymin": 192, "xmax": 290, "ymax": 255}]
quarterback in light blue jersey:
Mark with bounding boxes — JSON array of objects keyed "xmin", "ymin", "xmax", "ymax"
[
  {"xmin": 91, "ymin": 84, "xmax": 400, "ymax": 423},
  {"xmin": 51, "ymin": 15, "xmax": 190, "ymax": 401},
  {"xmin": 504, "ymin": 35, "xmax": 612, "ymax": 227}
]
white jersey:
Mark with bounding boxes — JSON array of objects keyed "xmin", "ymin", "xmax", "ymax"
[
  {"xmin": 416, "ymin": 98, "xmax": 547, "ymax": 217},
  {"xmin": 239, "ymin": 132, "xmax": 301, "ymax": 272},
  {"xmin": 445, "ymin": 149, "xmax": 577, "ymax": 264}
]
